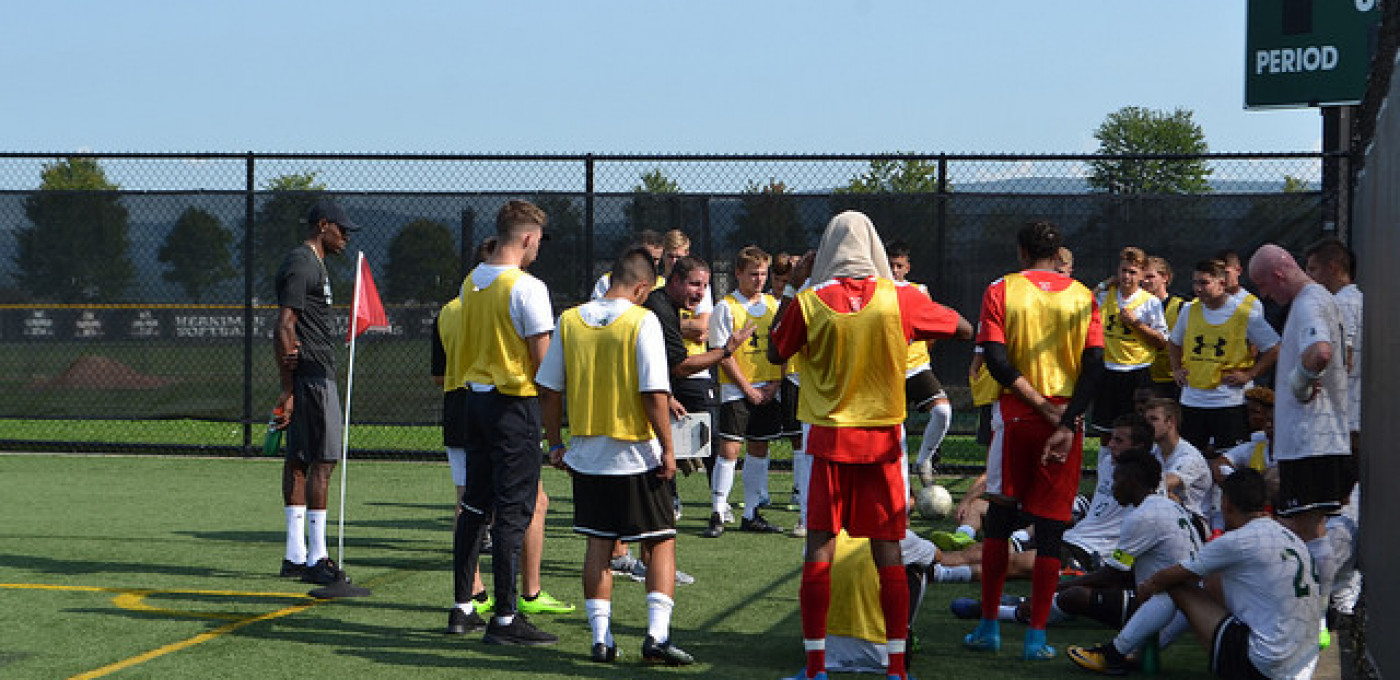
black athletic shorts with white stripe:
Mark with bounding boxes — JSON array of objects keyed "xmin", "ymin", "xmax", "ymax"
[
  {"xmin": 571, "ymin": 470, "xmax": 677, "ymax": 543},
  {"xmin": 1209, "ymin": 615, "xmax": 1268, "ymax": 680}
]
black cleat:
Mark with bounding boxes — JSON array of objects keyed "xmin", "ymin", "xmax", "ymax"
[
  {"xmin": 301, "ymin": 557, "xmax": 345, "ymax": 585},
  {"xmin": 482, "ymin": 613, "xmax": 559, "ymax": 646},
  {"xmin": 445, "ymin": 607, "xmax": 486, "ymax": 635},
  {"xmin": 740, "ymin": 512, "xmax": 784, "ymax": 534},
  {"xmin": 642, "ymin": 635, "xmax": 694, "ymax": 666},
  {"xmin": 702, "ymin": 512, "xmax": 725, "ymax": 538},
  {"xmin": 590, "ymin": 642, "xmax": 618, "ymax": 663},
  {"xmin": 279, "ymin": 559, "xmax": 307, "ymax": 578}
]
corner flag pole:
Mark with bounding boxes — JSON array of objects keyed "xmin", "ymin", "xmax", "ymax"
[{"xmin": 337, "ymin": 251, "xmax": 364, "ymax": 568}]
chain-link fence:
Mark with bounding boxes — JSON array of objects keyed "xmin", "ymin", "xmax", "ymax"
[{"xmin": 0, "ymin": 152, "xmax": 1337, "ymax": 457}]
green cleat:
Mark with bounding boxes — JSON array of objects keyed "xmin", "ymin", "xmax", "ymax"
[
  {"xmin": 518, "ymin": 590, "xmax": 575, "ymax": 614},
  {"xmin": 929, "ymin": 530, "xmax": 975, "ymax": 552}
]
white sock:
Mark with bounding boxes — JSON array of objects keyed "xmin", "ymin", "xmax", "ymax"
[
  {"xmin": 585, "ymin": 599, "xmax": 613, "ymax": 646},
  {"xmin": 494, "ymin": 614, "xmax": 514, "ymax": 626},
  {"xmin": 932, "ymin": 564, "xmax": 972, "ymax": 583},
  {"xmin": 917, "ymin": 401, "xmax": 952, "ymax": 464},
  {"xmin": 1113, "ymin": 592, "xmax": 1177, "ymax": 654},
  {"xmin": 742, "ymin": 456, "xmax": 770, "ymax": 520},
  {"xmin": 1011, "ymin": 529, "xmax": 1031, "ymax": 547},
  {"xmin": 956, "ymin": 524, "xmax": 976, "ymax": 539},
  {"xmin": 456, "ymin": 601, "xmax": 476, "ymax": 615},
  {"xmin": 284, "ymin": 505, "xmax": 307, "ymax": 564},
  {"xmin": 712, "ymin": 457, "xmax": 737, "ymax": 513},
  {"xmin": 792, "ymin": 449, "xmax": 810, "ymax": 525},
  {"xmin": 1159, "ymin": 610, "xmax": 1191, "ymax": 648},
  {"xmin": 306, "ymin": 510, "xmax": 328, "ymax": 565},
  {"xmin": 646, "ymin": 591, "xmax": 674, "ymax": 643},
  {"xmin": 997, "ymin": 604, "xmax": 1019, "ymax": 622}
]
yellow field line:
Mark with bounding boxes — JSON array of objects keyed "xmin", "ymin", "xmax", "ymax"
[{"xmin": 0, "ymin": 583, "xmax": 319, "ymax": 679}]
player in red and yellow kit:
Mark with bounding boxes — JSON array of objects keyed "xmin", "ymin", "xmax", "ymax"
[
  {"xmin": 965, "ymin": 220, "xmax": 1104, "ymax": 661},
  {"xmin": 768, "ymin": 211, "xmax": 972, "ymax": 680}
]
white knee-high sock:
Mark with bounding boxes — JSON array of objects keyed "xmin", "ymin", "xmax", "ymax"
[
  {"xmin": 307, "ymin": 509, "xmax": 329, "ymax": 565},
  {"xmin": 743, "ymin": 456, "xmax": 770, "ymax": 520},
  {"xmin": 712, "ymin": 457, "xmax": 737, "ymax": 513},
  {"xmin": 1114, "ymin": 592, "xmax": 1177, "ymax": 654},
  {"xmin": 284, "ymin": 505, "xmax": 307, "ymax": 564},
  {"xmin": 585, "ymin": 598, "xmax": 613, "ymax": 646},
  {"xmin": 1307, "ymin": 536, "xmax": 1337, "ymax": 608},
  {"xmin": 647, "ymin": 591, "xmax": 674, "ymax": 643},
  {"xmin": 792, "ymin": 449, "xmax": 811, "ymax": 525},
  {"xmin": 917, "ymin": 401, "xmax": 952, "ymax": 465}
]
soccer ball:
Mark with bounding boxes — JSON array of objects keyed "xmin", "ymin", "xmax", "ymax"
[{"xmin": 915, "ymin": 484, "xmax": 954, "ymax": 520}]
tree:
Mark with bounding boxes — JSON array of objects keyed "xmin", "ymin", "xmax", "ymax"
[
  {"xmin": 1088, "ymin": 106, "xmax": 1212, "ymax": 194},
  {"xmin": 249, "ymin": 172, "xmax": 326, "ymax": 301},
  {"xmin": 384, "ymin": 218, "xmax": 458, "ymax": 304},
  {"xmin": 15, "ymin": 157, "xmax": 134, "ymax": 302},
  {"xmin": 731, "ymin": 179, "xmax": 808, "ymax": 252},
  {"xmin": 623, "ymin": 169, "xmax": 683, "ymax": 238},
  {"xmin": 836, "ymin": 156, "xmax": 942, "ymax": 194},
  {"xmin": 1282, "ymin": 174, "xmax": 1312, "ymax": 193},
  {"xmin": 158, "ymin": 207, "xmax": 237, "ymax": 302}
]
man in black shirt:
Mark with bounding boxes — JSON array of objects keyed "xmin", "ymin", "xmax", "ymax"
[{"xmin": 272, "ymin": 198, "xmax": 358, "ymax": 586}]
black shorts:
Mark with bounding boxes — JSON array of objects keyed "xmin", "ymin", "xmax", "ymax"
[
  {"xmin": 1209, "ymin": 616, "xmax": 1268, "ymax": 680},
  {"xmin": 441, "ymin": 388, "xmax": 468, "ymax": 448},
  {"xmin": 779, "ymin": 379, "xmax": 802, "ymax": 436},
  {"xmin": 976, "ymin": 404, "xmax": 993, "ymax": 446},
  {"xmin": 673, "ymin": 376, "xmax": 716, "ymax": 413},
  {"xmin": 287, "ymin": 373, "xmax": 342, "ymax": 464},
  {"xmin": 719, "ymin": 397, "xmax": 784, "ymax": 442},
  {"xmin": 905, "ymin": 369, "xmax": 944, "ymax": 410},
  {"xmin": 1091, "ymin": 367, "xmax": 1151, "ymax": 433},
  {"xmin": 1180, "ymin": 404, "xmax": 1249, "ymax": 457},
  {"xmin": 571, "ymin": 471, "xmax": 677, "ymax": 542},
  {"xmin": 1276, "ymin": 454, "xmax": 1354, "ymax": 516}
]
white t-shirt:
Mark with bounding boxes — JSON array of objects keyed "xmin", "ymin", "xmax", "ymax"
[
  {"xmin": 1064, "ymin": 446, "xmax": 1165, "ymax": 558},
  {"xmin": 1334, "ymin": 284, "xmax": 1362, "ymax": 432},
  {"xmin": 465, "ymin": 265, "xmax": 555, "ymax": 392},
  {"xmin": 1182, "ymin": 516, "xmax": 1323, "ymax": 680},
  {"xmin": 535, "ymin": 298, "xmax": 669, "ymax": 475},
  {"xmin": 709, "ymin": 290, "xmax": 776, "ymax": 403},
  {"xmin": 1274, "ymin": 283, "xmax": 1349, "ymax": 461},
  {"xmin": 1222, "ymin": 431, "xmax": 1273, "ymax": 471},
  {"xmin": 1096, "ymin": 287, "xmax": 1168, "ymax": 371},
  {"xmin": 1107, "ymin": 494, "xmax": 1202, "ymax": 584},
  {"xmin": 1155, "ymin": 438, "xmax": 1212, "ymax": 519},
  {"xmin": 1169, "ymin": 297, "xmax": 1280, "ymax": 408}
]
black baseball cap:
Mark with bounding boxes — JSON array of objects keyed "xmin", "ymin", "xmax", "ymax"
[{"xmin": 306, "ymin": 198, "xmax": 361, "ymax": 232}]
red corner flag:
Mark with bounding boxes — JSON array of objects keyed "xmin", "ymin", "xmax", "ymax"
[{"xmin": 348, "ymin": 252, "xmax": 389, "ymax": 342}]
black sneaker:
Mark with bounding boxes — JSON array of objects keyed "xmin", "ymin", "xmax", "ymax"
[
  {"xmin": 590, "ymin": 642, "xmax": 618, "ymax": 663},
  {"xmin": 1067, "ymin": 642, "xmax": 1130, "ymax": 676},
  {"xmin": 483, "ymin": 614, "xmax": 558, "ymax": 646},
  {"xmin": 301, "ymin": 557, "xmax": 345, "ymax": 585},
  {"xmin": 740, "ymin": 512, "xmax": 783, "ymax": 534},
  {"xmin": 641, "ymin": 635, "xmax": 694, "ymax": 666},
  {"xmin": 445, "ymin": 607, "xmax": 487, "ymax": 635},
  {"xmin": 702, "ymin": 512, "xmax": 725, "ymax": 538},
  {"xmin": 279, "ymin": 559, "xmax": 307, "ymax": 578}
]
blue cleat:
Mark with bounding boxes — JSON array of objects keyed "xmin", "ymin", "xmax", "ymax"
[
  {"xmin": 1022, "ymin": 628, "xmax": 1056, "ymax": 661},
  {"xmin": 962, "ymin": 619, "xmax": 1001, "ymax": 652}
]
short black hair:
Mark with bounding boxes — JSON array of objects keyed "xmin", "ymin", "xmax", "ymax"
[
  {"xmin": 670, "ymin": 255, "xmax": 710, "ymax": 282},
  {"xmin": 1220, "ymin": 467, "xmax": 1268, "ymax": 514},
  {"xmin": 611, "ymin": 247, "xmax": 659, "ymax": 287},
  {"xmin": 1112, "ymin": 412, "xmax": 1154, "ymax": 449},
  {"xmin": 1304, "ymin": 237, "xmax": 1356, "ymax": 279},
  {"xmin": 1017, "ymin": 220, "xmax": 1062, "ymax": 261},
  {"xmin": 1113, "ymin": 449, "xmax": 1162, "ymax": 492},
  {"xmin": 886, "ymin": 240, "xmax": 912, "ymax": 258}
]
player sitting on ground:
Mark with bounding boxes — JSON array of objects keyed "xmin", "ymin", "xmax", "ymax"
[
  {"xmin": 1142, "ymin": 398, "xmax": 1212, "ymax": 534},
  {"xmin": 1065, "ymin": 449, "xmax": 1203, "ymax": 675},
  {"xmin": 1136, "ymin": 468, "xmax": 1324, "ymax": 680}
]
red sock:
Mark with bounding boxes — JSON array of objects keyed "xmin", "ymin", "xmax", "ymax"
[
  {"xmin": 979, "ymin": 537, "xmax": 1009, "ymax": 620},
  {"xmin": 800, "ymin": 561, "xmax": 831, "ymax": 678},
  {"xmin": 878, "ymin": 565, "xmax": 910, "ymax": 678},
  {"xmin": 1029, "ymin": 553, "xmax": 1061, "ymax": 629}
]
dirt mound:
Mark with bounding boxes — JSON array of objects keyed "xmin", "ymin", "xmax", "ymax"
[{"xmin": 34, "ymin": 355, "xmax": 171, "ymax": 390}]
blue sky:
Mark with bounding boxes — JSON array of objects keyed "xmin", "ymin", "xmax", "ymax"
[{"xmin": 2, "ymin": 1, "xmax": 1321, "ymax": 155}]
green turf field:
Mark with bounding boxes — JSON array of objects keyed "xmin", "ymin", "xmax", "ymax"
[{"xmin": 0, "ymin": 453, "xmax": 1204, "ymax": 679}]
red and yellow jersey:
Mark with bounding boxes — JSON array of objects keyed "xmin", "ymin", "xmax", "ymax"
[{"xmin": 977, "ymin": 270, "xmax": 1101, "ymax": 401}]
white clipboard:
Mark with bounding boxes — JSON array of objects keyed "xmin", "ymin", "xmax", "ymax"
[{"xmin": 670, "ymin": 412, "xmax": 711, "ymax": 460}]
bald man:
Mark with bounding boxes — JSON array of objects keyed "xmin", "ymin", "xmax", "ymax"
[{"xmin": 1247, "ymin": 244, "xmax": 1350, "ymax": 607}]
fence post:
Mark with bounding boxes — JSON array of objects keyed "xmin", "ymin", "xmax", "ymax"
[
  {"xmin": 242, "ymin": 152, "xmax": 256, "ymax": 455},
  {"xmin": 585, "ymin": 155, "xmax": 595, "ymax": 285}
]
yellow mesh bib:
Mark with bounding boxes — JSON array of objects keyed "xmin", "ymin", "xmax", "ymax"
[
  {"xmin": 1103, "ymin": 286, "xmax": 1157, "ymax": 366},
  {"xmin": 719, "ymin": 293, "xmax": 782, "ymax": 385},
  {"xmin": 796, "ymin": 279, "xmax": 906, "ymax": 427},
  {"xmin": 460, "ymin": 267, "xmax": 538, "ymax": 397},
  {"xmin": 559, "ymin": 304, "xmax": 652, "ymax": 440},
  {"xmin": 1182, "ymin": 297, "xmax": 1256, "ymax": 390},
  {"xmin": 1002, "ymin": 273, "xmax": 1094, "ymax": 398}
]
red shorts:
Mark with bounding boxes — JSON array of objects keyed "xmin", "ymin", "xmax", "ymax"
[
  {"xmin": 986, "ymin": 399, "xmax": 1083, "ymax": 523},
  {"xmin": 806, "ymin": 456, "xmax": 908, "ymax": 541}
]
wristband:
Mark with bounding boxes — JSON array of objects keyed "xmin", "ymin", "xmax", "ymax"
[
  {"xmin": 548, "ymin": 443, "xmax": 565, "ymax": 453},
  {"xmin": 721, "ymin": 346, "xmax": 734, "ymax": 359}
]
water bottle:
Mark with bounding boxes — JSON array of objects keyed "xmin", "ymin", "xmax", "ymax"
[
  {"xmin": 263, "ymin": 408, "xmax": 284, "ymax": 456},
  {"xmin": 1140, "ymin": 637, "xmax": 1160, "ymax": 675}
]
